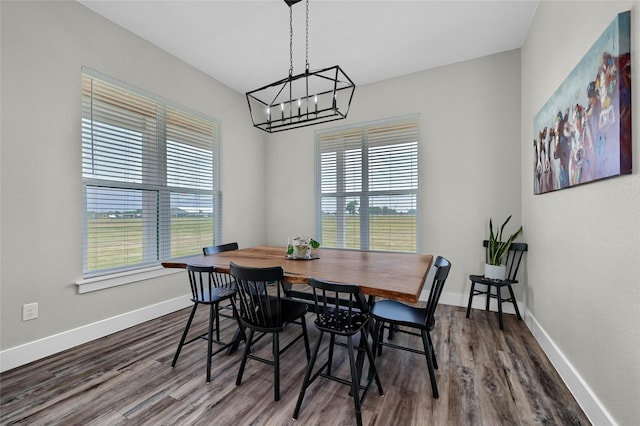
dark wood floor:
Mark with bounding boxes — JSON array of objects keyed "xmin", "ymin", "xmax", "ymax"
[{"xmin": 1, "ymin": 303, "xmax": 590, "ymax": 425}]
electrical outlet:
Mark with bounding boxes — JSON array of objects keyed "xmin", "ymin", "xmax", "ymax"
[{"xmin": 22, "ymin": 303, "xmax": 38, "ymax": 321}]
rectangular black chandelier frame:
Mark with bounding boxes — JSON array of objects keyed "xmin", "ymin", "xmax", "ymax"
[{"xmin": 246, "ymin": 65, "xmax": 356, "ymax": 133}]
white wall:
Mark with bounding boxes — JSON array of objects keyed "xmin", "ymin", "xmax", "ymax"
[
  {"xmin": 265, "ymin": 50, "xmax": 523, "ymax": 304},
  {"xmin": 0, "ymin": 1, "xmax": 266, "ymax": 351},
  {"xmin": 521, "ymin": 2, "xmax": 640, "ymax": 425}
]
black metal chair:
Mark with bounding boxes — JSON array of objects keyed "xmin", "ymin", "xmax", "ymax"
[
  {"xmin": 230, "ymin": 262, "xmax": 311, "ymax": 401},
  {"xmin": 293, "ymin": 278, "xmax": 384, "ymax": 426},
  {"xmin": 466, "ymin": 240, "xmax": 528, "ymax": 330},
  {"xmin": 171, "ymin": 264, "xmax": 243, "ymax": 382},
  {"xmin": 370, "ymin": 256, "xmax": 451, "ymax": 399}
]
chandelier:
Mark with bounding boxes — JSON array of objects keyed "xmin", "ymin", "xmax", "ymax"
[{"xmin": 246, "ymin": 0, "xmax": 355, "ymax": 133}]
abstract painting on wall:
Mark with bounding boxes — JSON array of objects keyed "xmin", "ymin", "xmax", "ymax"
[{"xmin": 533, "ymin": 11, "xmax": 631, "ymax": 195}]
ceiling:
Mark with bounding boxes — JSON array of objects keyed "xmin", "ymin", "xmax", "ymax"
[{"xmin": 78, "ymin": 0, "xmax": 539, "ymax": 94}]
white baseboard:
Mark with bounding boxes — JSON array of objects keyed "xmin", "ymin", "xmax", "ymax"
[
  {"xmin": 524, "ymin": 311, "xmax": 616, "ymax": 426},
  {"xmin": 0, "ymin": 295, "xmax": 191, "ymax": 373},
  {"xmin": 439, "ymin": 290, "xmax": 615, "ymax": 426}
]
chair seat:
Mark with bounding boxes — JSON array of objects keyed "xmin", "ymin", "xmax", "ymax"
[
  {"xmin": 469, "ymin": 274, "xmax": 517, "ymax": 287},
  {"xmin": 280, "ymin": 299, "xmax": 309, "ymax": 323},
  {"xmin": 244, "ymin": 298, "xmax": 308, "ymax": 331},
  {"xmin": 315, "ymin": 308, "xmax": 368, "ymax": 336},
  {"xmin": 370, "ymin": 299, "xmax": 428, "ymax": 330},
  {"xmin": 192, "ymin": 287, "xmax": 236, "ymax": 304}
]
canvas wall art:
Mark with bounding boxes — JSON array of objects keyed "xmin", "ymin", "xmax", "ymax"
[{"xmin": 533, "ymin": 11, "xmax": 631, "ymax": 194}]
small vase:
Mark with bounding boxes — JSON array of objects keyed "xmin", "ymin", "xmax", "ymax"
[
  {"xmin": 484, "ymin": 264, "xmax": 506, "ymax": 280},
  {"xmin": 293, "ymin": 244, "xmax": 311, "ymax": 259}
]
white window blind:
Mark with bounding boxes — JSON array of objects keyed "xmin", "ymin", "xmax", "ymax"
[
  {"xmin": 316, "ymin": 115, "xmax": 419, "ymax": 252},
  {"xmin": 82, "ymin": 68, "xmax": 221, "ymax": 277}
]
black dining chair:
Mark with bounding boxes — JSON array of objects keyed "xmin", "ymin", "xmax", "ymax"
[
  {"xmin": 230, "ymin": 262, "xmax": 311, "ymax": 401},
  {"xmin": 293, "ymin": 278, "xmax": 384, "ymax": 426},
  {"xmin": 370, "ymin": 256, "xmax": 451, "ymax": 399},
  {"xmin": 171, "ymin": 264, "xmax": 243, "ymax": 382},
  {"xmin": 202, "ymin": 242, "xmax": 239, "ymax": 318},
  {"xmin": 466, "ymin": 240, "xmax": 528, "ymax": 330}
]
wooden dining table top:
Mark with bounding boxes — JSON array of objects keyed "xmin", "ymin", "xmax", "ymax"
[{"xmin": 162, "ymin": 245, "xmax": 433, "ymax": 303}]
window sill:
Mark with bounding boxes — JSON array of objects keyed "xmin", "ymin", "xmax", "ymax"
[{"xmin": 76, "ymin": 265, "xmax": 184, "ymax": 294}]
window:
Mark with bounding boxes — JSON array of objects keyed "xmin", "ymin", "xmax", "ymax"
[
  {"xmin": 316, "ymin": 115, "xmax": 419, "ymax": 252},
  {"xmin": 81, "ymin": 68, "xmax": 220, "ymax": 277}
]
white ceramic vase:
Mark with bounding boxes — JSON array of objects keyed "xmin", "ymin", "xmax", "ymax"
[{"xmin": 293, "ymin": 244, "xmax": 311, "ymax": 259}]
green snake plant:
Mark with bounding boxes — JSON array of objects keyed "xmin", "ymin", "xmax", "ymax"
[{"xmin": 488, "ymin": 215, "xmax": 523, "ymax": 266}]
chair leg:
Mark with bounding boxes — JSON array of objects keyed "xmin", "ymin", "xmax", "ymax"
[
  {"xmin": 496, "ymin": 286, "xmax": 504, "ymax": 330},
  {"xmin": 485, "ymin": 284, "xmax": 491, "ymax": 311},
  {"xmin": 421, "ymin": 330, "xmax": 439, "ymax": 398},
  {"xmin": 327, "ymin": 334, "xmax": 336, "ymax": 375},
  {"xmin": 355, "ymin": 329, "xmax": 367, "ymax": 386},
  {"xmin": 427, "ymin": 332, "xmax": 438, "ymax": 370},
  {"xmin": 206, "ymin": 303, "xmax": 215, "ymax": 382},
  {"xmin": 346, "ymin": 335, "xmax": 364, "ymax": 426},
  {"xmin": 293, "ymin": 330, "xmax": 324, "ymax": 420},
  {"xmin": 466, "ymin": 282, "xmax": 475, "ymax": 318},
  {"xmin": 236, "ymin": 328, "xmax": 254, "ymax": 386},
  {"xmin": 374, "ymin": 320, "xmax": 384, "ymax": 356},
  {"xmin": 507, "ymin": 284, "xmax": 523, "ymax": 320},
  {"xmin": 362, "ymin": 328, "xmax": 384, "ymax": 397},
  {"xmin": 215, "ymin": 302, "xmax": 221, "ymax": 342},
  {"xmin": 300, "ymin": 315, "xmax": 311, "ymax": 361},
  {"xmin": 387, "ymin": 323, "xmax": 396, "ymax": 340},
  {"xmin": 273, "ymin": 332, "xmax": 280, "ymax": 401},
  {"xmin": 172, "ymin": 303, "xmax": 198, "ymax": 367},
  {"xmin": 230, "ymin": 303, "xmax": 246, "ymax": 344}
]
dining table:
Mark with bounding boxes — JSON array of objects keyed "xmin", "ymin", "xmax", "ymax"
[
  {"xmin": 161, "ymin": 245, "xmax": 434, "ymax": 304},
  {"xmin": 163, "ymin": 245, "xmax": 433, "ymax": 357}
]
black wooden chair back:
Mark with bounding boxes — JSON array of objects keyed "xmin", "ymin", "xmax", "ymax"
[
  {"xmin": 203, "ymin": 241, "xmax": 239, "ymax": 255},
  {"xmin": 308, "ymin": 278, "xmax": 369, "ymax": 336},
  {"xmin": 424, "ymin": 256, "xmax": 452, "ymax": 328},
  {"xmin": 482, "ymin": 240, "xmax": 528, "ymax": 282},
  {"xmin": 187, "ymin": 264, "xmax": 236, "ymax": 303},
  {"xmin": 230, "ymin": 262, "xmax": 288, "ymax": 331}
]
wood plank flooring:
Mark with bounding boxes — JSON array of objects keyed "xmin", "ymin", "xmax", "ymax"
[{"xmin": 1, "ymin": 304, "xmax": 591, "ymax": 425}]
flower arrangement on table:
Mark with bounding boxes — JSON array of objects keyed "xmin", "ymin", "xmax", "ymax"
[{"xmin": 287, "ymin": 236, "xmax": 320, "ymax": 259}]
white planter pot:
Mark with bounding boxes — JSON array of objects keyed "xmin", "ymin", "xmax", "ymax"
[{"xmin": 484, "ymin": 263, "xmax": 506, "ymax": 280}]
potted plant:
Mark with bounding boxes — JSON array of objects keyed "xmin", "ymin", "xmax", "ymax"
[
  {"xmin": 287, "ymin": 236, "xmax": 320, "ymax": 259},
  {"xmin": 485, "ymin": 215, "xmax": 523, "ymax": 280}
]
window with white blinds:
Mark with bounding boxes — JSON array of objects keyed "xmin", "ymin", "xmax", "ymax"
[
  {"xmin": 81, "ymin": 68, "xmax": 221, "ymax": 277},
  {"xmin": 316, "ymin": 115, "xmax": 419, "ymax": 252}
]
